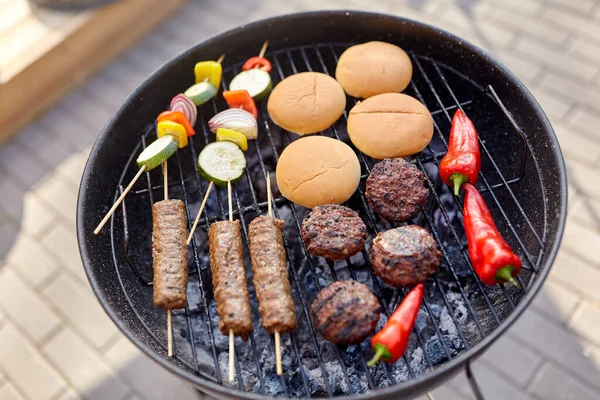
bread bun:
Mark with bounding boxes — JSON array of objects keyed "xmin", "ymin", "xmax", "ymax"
[
  {"xmin": 335, "ymin": 41, "xmax": 413, "ymax": 99},
  {"xmin": 267, "ymin": 72, "xmax": 346, "ymax": 135},
  {"xmin": 276, "ymin": 136, "xmax": 361, "ymax": 208},
  {"xmin": 347, "ymin": 93, "xmax": 433, "ymax": 159}
]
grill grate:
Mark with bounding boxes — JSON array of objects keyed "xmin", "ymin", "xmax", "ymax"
[{"xmin": 112, "ymin": 42, "xmax": 546, "ymax": 398}]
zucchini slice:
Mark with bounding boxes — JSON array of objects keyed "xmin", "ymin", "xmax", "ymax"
[
  {"xmin": 197, "ymin": 141, "xmax": 246, "ymax": 186},
  {"xmin": 230, "ymin": 69, "xmax": 272, "ymax": 101},
  {"xmin": 136, "ymin": 135, "xmax": 179, "ymax": 170}
]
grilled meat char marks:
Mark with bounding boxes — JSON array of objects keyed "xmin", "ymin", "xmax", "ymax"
[
  {"xmin": 248, "ymin": 216, "xmax": 297, "ymax": 334},
  {"xmin": 152, "ymin": 200, "xmax": 189, "ymax": 309},
  {"xmin": 301, "ymin": 204, "xmax": 368, "ymax": 260},
  {"xmin": 208, "ymin": 220, "xmax": 253, "ymax": 341},
  {"xmin": 310, "ymin": 280, "xmax": 381, "ymax": 345},
  {"xmin": 366, "ymin": 158, "xmax": 428, "ymax": 223},
  {"xmin": 371, "ymin": 225, "xmax": 442, "ymax": 287}
]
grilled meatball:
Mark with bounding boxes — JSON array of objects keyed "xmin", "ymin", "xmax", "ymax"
[
  {"xmin": 208, "ymin": 220, "xmax": 253, "ymax": 341},
  {"xmin": 152, "ymin": 200, "xmax": 189, "ymax": 309},
  {"xmin": 248, "ymin": 216, "xmax": 297, "ymax": 334},
  {"xmin": 371, "ymin": 225, "xmax": 442, "ymax": 287},
  {"xmin": 366, "ymin": 158, "xmax": 428, "ymax": 222},
  {"xmin": 301, "ymin": 204, "xmax": 368, "ymax": 260},
  {"xmin": 310, "ymin": 280, "xmax": 381, "ymax": 345}
]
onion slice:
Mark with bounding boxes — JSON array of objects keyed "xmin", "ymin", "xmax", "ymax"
[
  {"xmin": 170, "ymin": 94, "xmax": 197, "ymax": 126},
  {"xmin": 208, "ymin": 109, "xmax": 258, "ymax": 140}
]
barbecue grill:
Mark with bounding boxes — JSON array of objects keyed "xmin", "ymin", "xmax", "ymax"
[{"xmin": 77, "ymin": 10, "xmax": 567, "ymax": 400}]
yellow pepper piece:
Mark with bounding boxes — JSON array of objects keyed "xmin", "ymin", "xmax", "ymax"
[
  {"xmin": 157, "ymin": 120, "xmax": 188, "ymax": 148},
  {"xmin": 194, "ymin": 61, "xmax": 222, "ymax": 89},
  {"xmin": 216, "ymin": 128, "xmax": 248, "ymax": 151}
]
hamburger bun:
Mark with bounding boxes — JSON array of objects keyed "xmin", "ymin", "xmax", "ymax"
[
  {"xmin": 347, "ymin": 93, "xmax": 434, "ymax": 159},
  {"xmin": 335, "ymin": 41, "xmax": 413, "ymax": 99},
  {"xmin": 267, "ymin": 72, "xmax": 346, "ymax": 135},
  {"xmin": 276, "ymin": 136, "xmax": 361, "ymax": 208}
]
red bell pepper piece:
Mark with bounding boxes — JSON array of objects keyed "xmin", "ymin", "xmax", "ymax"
[
  {"xmin": 439, "ymin": 109, "xmax": 481, "ymax": 196},
  {"xmin": 242, "ymin": 56, "xmax": 272, "ymax": 72},
  {"xmin": 223, "ymin": 90, "xmax": 258, "ymax": 119},
  {"xmin": 367, "ymin": 284, "xmax": 424, "ymax": 366},
  {"xmin": 157, "ymin": 110, "xmax": 196, "ymax": 137},
  {"xmin": 463, "ymin": 183, "xmax": 522, "ymax": 286}
]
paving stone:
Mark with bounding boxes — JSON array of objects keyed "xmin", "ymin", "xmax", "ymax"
[
  {"xmin": 488, "ymin": 7, "xmax": 569, "ymax": 46},
  {"xmin": 568, "ymin": 37, "xmax": 600, "ymax": 66},
  {"xmin": 455, "ymin": 361, "xmax": 529, "ymax": 400},
  {"xmin": 43, "ymin": 328, "xmax": 130, "ymax": 400},
  {"xmin": 40, "ymin": 107, "xmax": 97, "ymax": 152},
  {"xmin": 85, "ymin": 72, "xmax": 131, "ymax": 112},
  {"xmin": 0, "ymin": 324, "xmax": 65, "ymax": 400},
  {"xmin": 545, "ymin": 0, "xmax": 597, "ymax": 14},
  {"xmin": 530, "ymin": 279, "xmax": 580, "ymax": 323},
  {"xmin": 566, "ymin": 161, "xmax": 600, "ymax": 204},
  {"xmin": 509, "ymin": 309, "xmax": 600, "ymax": 390},
  {"xmin": 495, "ymin": 51, "xmax": 543, "ymax": 84},
  {"xmin": 530, "ymin": 89, "xmax": 573, "ymax": 122},
  {"xmin": 40, "ymin": 223, "xmax": 88, "ymax": 283},
  {"xmin": 514, "ymin": 38, "xmax": 598, "ymax": 82},
  {"xmin": 43, "ymin": 273, "xmax": 119, "ymax": 349},
  {"xmin": 54, "ymin": 151, "xmax": 88, "ymax": 189},
  {"xmin": 491, "ymin": 0, "xmax": 542, "ymax": 15},
  {"xmin": 16, "ymin": 122, "xmax": 76, "ymax": 169},
  {"xmin": 34, "ymin": 172, "xmax": 77, "ymax": 228},
  {"xmin": 552, "ymin": 121, "xmax": 600, "ymax": 165},
  {"xmin": 569, "ymin": 302, "xmax": 600, "ymax": 346},
  {"xmin": 540, "ymin": 72, "xmax": 600, "ymax": 112},
  {"xmin": 0, "ymin": 382, "xmax": 26, "ymax": 400},
  {"xmin": 0, "ymin": 139, "xmax": 49, "ymax": 188},
  {"xmin": 570, "ymin": 195, "xmax": 600, "ymax": 233},
  {"xmin": 18, "ymin": 191, "xmax": 57, "ymax": 238},
  {"xmin": 561, "ymin": 218, "xmax": 600, "ymax": 266},
  {"xmin": 56, "ymin": 388, "xmax": 83, "ymax": 400},
  {"xmin": 6, "ymin": 231, "xmax": 60, "ymax": 287},
  {"xmin": 542, "ymin": 8, "xmax": 600, "ymax": 43},
  {"xmin": 104, "ymin": 336, "xmax": 199, "ymax": 400},
  {"xmin": 0, "ymin": 173, "xmax": 26, "ymax": 220},
  {"xmin": 0, "ymin": 219, "xmax": 19, "ymax": 261},
  {"xmin": 428, "ymin": 384, "xmax": 468, "ymax": 400},
  {"xmin": 0, "ymin": 267, "xmax": 61, "ymax": 343},
  {"xmin": 102, "ymin": 60, "xmax": 145, "ymax": 95},
  {"xmin": 529, "ymin": 361, "xmax": 599, "ymax": 400},
  {"xmin": 61, "ymin": 90, "xmax": 113, "ymax": 134},
  {"xmin": 438, "ymin": 8, "xmax": 515, "ymax": 50},
  {"xmin": 568, "ymin": 107, "xmax": 600, "ymax": 141}
]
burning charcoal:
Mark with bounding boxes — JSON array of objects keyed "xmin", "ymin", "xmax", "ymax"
[
  {"xmin": 252, "ymin": 366, "xmax": 285, "ymax": 397},
  {"xmin": 409, "ymin": 347, "xmax": 427, "ymax": 376},
  {"xmin": 340, "ymin": 367, "xmax": 369, "ymax": 394},
  {"xmin": 288, "ymin": 365, "xmax": 321, "ymax": 397},
  {"xmin": 425, "ymin": 334, "xmax": 464, "ymax": 365}
]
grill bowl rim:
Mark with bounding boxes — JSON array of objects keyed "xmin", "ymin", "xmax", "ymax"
[{"xmin": 77, "ymin": 9, "xmax": 568, "ymax": 400}]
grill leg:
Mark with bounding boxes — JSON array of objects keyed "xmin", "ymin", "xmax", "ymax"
[{"xmin": 466, "ymin": 361, "xmax": 485, "ymax": 400}]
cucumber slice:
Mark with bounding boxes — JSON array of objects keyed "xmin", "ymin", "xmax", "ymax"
[
  {"xmin": 136, "ymin": 135, "xmax": 179, "ymax": 171},
  {"xmin": 230, "ymin": 69, "xmax": 272, "ymax": 101},
  {"xmin": 184, "ymin": 82, "xmax": 218, "ymax": 106},
  {"xmin": 197, "ymin": 141, "xmax": 246, "ymax": 187}
]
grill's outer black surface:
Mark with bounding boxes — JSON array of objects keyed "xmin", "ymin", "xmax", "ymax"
[{"xmin": 77, "ymin": 10, "xmax": 567, "ymax": 400}]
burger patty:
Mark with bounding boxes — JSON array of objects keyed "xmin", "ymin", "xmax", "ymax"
[
  {"xmin": 366, "ymin": 158, "xmax": 428, "ymax": 222},
  {"xmin": 301, "ymin": 204, "xmax": 368, "ymax": 260},
  {"xmin": 371, "ymin": 225, "xmax": 442, "ymax": 287},
  {"xmin": 310, "ymin": 280, "xmax": 381, "ymax": 345}
]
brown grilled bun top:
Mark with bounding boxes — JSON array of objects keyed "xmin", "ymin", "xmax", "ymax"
[
  {"xmin": 275, "ymin": 136, "xmax": 361, "ymax": 209},
  {"xmin": 347, "ymin": 93, "xmax": 434, "ymax": 159},
  {"xmin": 267, "ymin": 72, "xmax": 346, "ymax": 135},
  {"xmin": 335, "ymin": 41, "xmax": 413, "ymax": 99}
]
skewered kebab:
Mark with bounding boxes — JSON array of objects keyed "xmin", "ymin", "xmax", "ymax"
[
  {"xmin": 208, "ymin": 180, "xmax": 253, "ymax": 382},
  {"xmin": 93, "ymin": 54, "xmax": 226, "ymax": 235},
  {"xmin": 248, "ymin": 172, "xmax": 297, "ymax": 375}
]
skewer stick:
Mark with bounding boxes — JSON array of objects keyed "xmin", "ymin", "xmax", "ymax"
[
  {"xmin": 216, "ymin": 53, "xmax": 226, "ymax": 64},
  {"xmin": 258, "ymin": 40, "xmax": 269, "ymax": 59},
  {"xmin": 187, "ymin": 181, "xmax": 215, "ymax": 245},
  {"xmin": 266, "ymin": 172, "xmax": 283, "ymax": 376},
  {"xmin": 162, "ymin": 160, "xmax": 174, "ymax": 358},
  {"xmin": 227, "ymin": 179, "xmax": 235, "ymax": 383},
  {"xmin": 94, "ymin": 165, "xmax": 147, "ymax": 235}
]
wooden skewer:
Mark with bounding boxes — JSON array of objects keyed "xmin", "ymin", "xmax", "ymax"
[
  {"xmin": 266, "ymin": 172, "xmax": 283, "ymax": 376},
  {"xmin": 163, "ymin": 161, "xmax": 175, "ymax": 358},
  {"xmin": 258, "ymin": 40, "xmax": 269, "ymax": 59},
  {"xmin": 227, "ymin": 179, "xmax": 235, "ymax": 383},
  {"xmin": 186, "ymin": 181, "xmax": 215, "ymax": 245},
  {"xmin": 94, "ymin": 165, "xmax": 147, "ymax": 235},
  {"xmin": 216, "ymin": 53, "xmax": 226, "ymax": 64}
]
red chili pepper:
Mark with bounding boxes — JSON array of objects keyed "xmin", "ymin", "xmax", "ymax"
[
  {"xmin": 367, "ymin": 284, "xmax": 423, "ymax": 366},
  {"xmin": 223, "ymin": 90, "xmax": 258, "ymax": 119},
  {"xmin": 157, "ymin": 110, "xmax": 196, "ymax": 137},
  {"xmin": 463, "ymin": 183, "xmax": 522, "ymax": 286},
  {"xmin": 439, "ymin": 109, "xmax": 481, "ymax": 196},
  {"xmin": 242, "ymin": 56, "xmax": 272, "ymax": 72}
]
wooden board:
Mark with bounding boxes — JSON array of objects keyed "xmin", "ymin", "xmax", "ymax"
[{"xmin": 0, "ymin": 0, "xmax": 188, "ymax": 144}]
